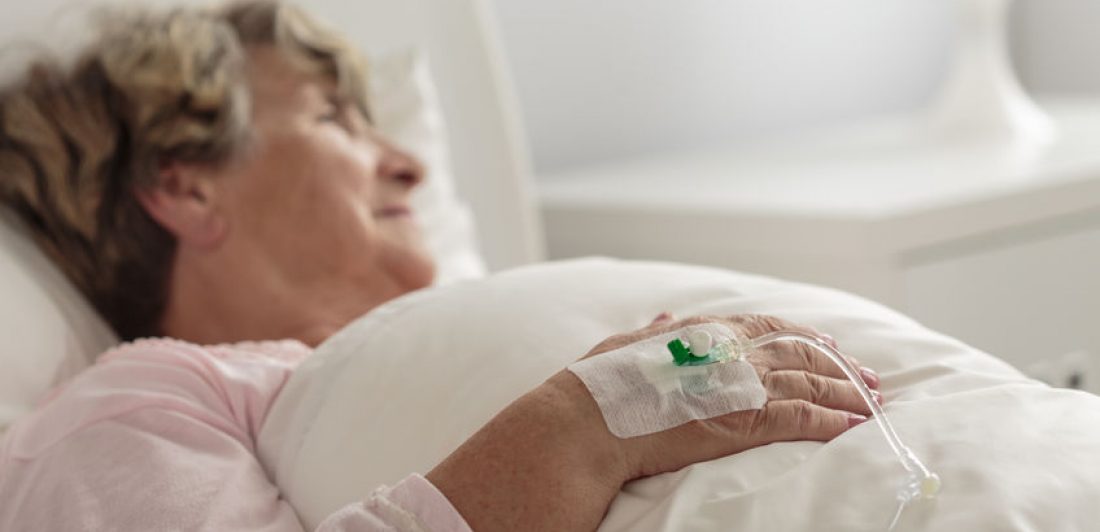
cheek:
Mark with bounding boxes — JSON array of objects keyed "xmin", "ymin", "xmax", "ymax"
[
  {"xmin": 311, "ymin": 144, "xmax": 382, "ymax": 241},
  {"xmin": 228, "ymin": 132, "xmax": 382, "ymax": 257}
]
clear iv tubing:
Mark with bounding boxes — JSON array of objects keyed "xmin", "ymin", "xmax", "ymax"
[{"xmin": 738, "ymin": 331, "xmax": 941, "ymax": 528}]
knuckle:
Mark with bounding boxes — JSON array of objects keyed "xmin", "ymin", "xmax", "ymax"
[
  {"xmin": 753, "ymin": 316, "xmax": 783, "ymax": 335},
  {"xmin": 804, "ymin": 373, "xmax": 827, "ymax": 404},
  {"xmin": 748, "ymin": 408, "xmax": 773, "ymax": 436},
  {"xmin": 759, "ymin": 315, "xmax": 793, "ymax": 333},
  {"xmin": 794, "ymin": 341, "xmax": 819, "ymax": 370},
  {"xmin": 761, "ymin": 370, "xmax": 785, "ymax": 398},
  {"xmin": 728, "ymin": 314, "xmax": 769, "ymax": 337},
  {"xmin": 719, "ymin": 410, "xmax": 757, "ymax": 434},
  {"xmin": 761, "ymin": 369, "xmax": 781, "ymax": 390},
  {"xmin": 792, "ymin": 399, "xmax": 817, "ymax": 430},
  {"xmin": 751, "ymin": 360, "xmax": 769, "ymax": 381}
]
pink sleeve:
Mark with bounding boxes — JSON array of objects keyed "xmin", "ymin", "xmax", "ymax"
[
  {"xmin": 0, "ymin": 340, "xmax": 471, "ymax": 532},
  {"xmin": 318, "ymin": 474, "xmax": 474, "ymax": 532}
]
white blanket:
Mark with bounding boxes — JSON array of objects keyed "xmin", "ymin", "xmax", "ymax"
[{"xmin": 258, "ymin": 259, "xmax": 1100, "ymax": 531}]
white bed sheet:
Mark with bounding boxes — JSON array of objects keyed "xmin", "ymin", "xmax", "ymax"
[{"xmin": 258, "ymin": 258, "xmax": 1100, "ymax": 531}]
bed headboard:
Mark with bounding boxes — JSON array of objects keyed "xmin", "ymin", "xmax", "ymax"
[{"xmin": 0, "ymin": 0, "xmax": 545, "ymax": 271}]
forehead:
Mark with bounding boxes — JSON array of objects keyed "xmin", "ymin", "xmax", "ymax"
[{"xmin": 244, "ymin": 46, "xmax": 336, "ymax": 108}]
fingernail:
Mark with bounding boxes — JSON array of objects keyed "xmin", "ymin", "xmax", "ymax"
[
  {"xmin": 822, "ymin": 334, "xmax": 839, "ymax": 349},
  {"xmin": 871, "ymin": 390, "xmax": 884, "ymax": 405},
  {"xmin": 860, "ymin": 367, "xmax": 880, "ymax": 389},
  {"xmin": 847, "ymin": 414, "xmax": 868, "ymax": 428}
]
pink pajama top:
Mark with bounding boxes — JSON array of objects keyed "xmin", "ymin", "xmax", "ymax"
[{"xmin": 0, "ymin": 339, "xmax": 473, "ymax": 531}]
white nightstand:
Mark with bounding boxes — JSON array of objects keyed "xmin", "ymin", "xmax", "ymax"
[{"xmin": 539, "ymin": 99, "xmax": 1100, "ymax": 383}]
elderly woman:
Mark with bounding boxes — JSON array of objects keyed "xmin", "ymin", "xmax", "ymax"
[{"xmin": 0, "ymin": 1, "xmax": 881, "ymax": 530}]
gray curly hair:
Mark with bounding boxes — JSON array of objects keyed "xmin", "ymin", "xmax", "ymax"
[{"xmin": 0, "ymin": 0, "xmax": 370, "ymax": 340}]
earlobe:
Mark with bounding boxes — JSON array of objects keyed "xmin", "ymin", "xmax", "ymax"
[{"xmin": 135, "ymin": 163, "xmax": 228, "ymax": 250}]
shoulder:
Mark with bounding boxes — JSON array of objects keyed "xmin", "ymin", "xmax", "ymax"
[{"xmin": 3, "ymin": 337, "xmax": 313, "ymax": 461}]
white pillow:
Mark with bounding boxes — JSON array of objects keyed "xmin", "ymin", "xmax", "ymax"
[
  {"xmin": 0, "ymin": 49, "xmax": 485, "ymax": 435},
  {"xmin": 0, "ymin": 213, "xmax": 117, "ymax": 435},
  {"xmin": 259, "ymin": 258, "xmax": 1100, "ymax": 530}
]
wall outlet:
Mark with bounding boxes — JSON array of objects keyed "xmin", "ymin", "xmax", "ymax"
[{"xmin": 1024, "ymin": 351, "xmax": 1100, "ymax": 395}]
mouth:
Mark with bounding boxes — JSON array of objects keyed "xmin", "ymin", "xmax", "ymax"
[{"xmin": 374, "ymin": 205, "xmax": 413, "ymax": 219}]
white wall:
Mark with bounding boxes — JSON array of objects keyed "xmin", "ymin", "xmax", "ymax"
[
  {"xmin": 1014, "ymin": 0, "xmax": 1100, "ymax": 94},
  {"xmin": 491, "ymin": 0, "xmax": 1100, "ymax": 175}
]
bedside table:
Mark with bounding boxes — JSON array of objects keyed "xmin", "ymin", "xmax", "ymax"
[{"xmin": 539, "ymin": 98, "xmax": 1100, "ymax": 378}]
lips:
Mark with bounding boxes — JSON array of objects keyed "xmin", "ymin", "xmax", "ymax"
[{"xmin": 374, "ymin": 205, "xmax": 412, "ymax": 218}]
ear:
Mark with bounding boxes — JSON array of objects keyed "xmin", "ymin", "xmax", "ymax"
[{"xmin": 135, "ymin": 162, "xmax": 228, "ymax": 250}]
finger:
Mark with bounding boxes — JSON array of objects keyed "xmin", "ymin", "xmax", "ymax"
[
  {"xmin": 805, "ymin": 329, "xmax": 860, "ymax": 377},
  {"xmin": 729, "ymin": 314, "xmax": 816, "ymax": 339},
  {"xmin": 733, "ymin": 315, "xmax": 858, "ymax": 360},
  {"xmin": 750, "ymin": 340, "xmax": 839, "ymax": 378},
  {"xmin": 749, "ymin": 335, "xmax": 873, "ymax": 387},
  {"xmin": 751, "ymin": 399, "xmax": 866, "ymax": 443},
  {"xmin": 811, "ymin": 328, "xmax": 841, "ymax": 351},
  {"xmin": 730, "ymin": 314, "xmax": 831, "ymax": 345},
  {"xmin": 763, "ymin": 371, "xmax": 879, "ymax": 415},
  {"xmin": 800, "ymin": 331, "xmax": 878, "ymax": 389},
  {"xmin": 859, "ymin": 366, "xmax": 880, "ymax": 390},
  {"xmin": 732, "ymin": 314, "xmax": 862, "ymax": 364}
]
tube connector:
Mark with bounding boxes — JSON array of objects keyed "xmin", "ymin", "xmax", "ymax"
[{"xmin": 668, "ymin": 330, "xmax": 749, "ymax": 367}]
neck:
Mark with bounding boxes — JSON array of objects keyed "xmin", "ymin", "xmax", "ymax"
[{"xmin": 160, "ymin": 246, "xmax": 412, "ymax": 347}]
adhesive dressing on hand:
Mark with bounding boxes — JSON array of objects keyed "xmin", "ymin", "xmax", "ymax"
[{"xmin": 567, "ymin": 323, "xmax": 766, "ymax": 439}]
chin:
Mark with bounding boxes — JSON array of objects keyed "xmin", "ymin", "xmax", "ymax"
[
  {"xmin": 393, "ymin": 245, "xmax": 437, "ymax": 291},
  {"xmin": 410, "ymin": 253, "xmax": 437, "ymax": 289}
]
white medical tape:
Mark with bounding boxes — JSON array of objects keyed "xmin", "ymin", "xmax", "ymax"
[{"xmin": 568, "ymin": 323, "xmax": 767, "ymax": 438}]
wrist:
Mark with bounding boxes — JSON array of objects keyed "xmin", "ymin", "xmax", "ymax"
[
  {"xmin": 426, "ymin": 371, "xmax": 626, "ymax": 530},
  {"xmin": 540, "ymin": 369, "xmax": 631, "ymax": 489}
]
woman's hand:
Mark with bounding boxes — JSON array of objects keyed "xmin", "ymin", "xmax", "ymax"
[
  {"xmin": 566, "ymin": 312, "xmax": 881, "ymax": 480},
  {"xmin": 428, "ymin": 313, "xmax": 881, "ymax": 531}
]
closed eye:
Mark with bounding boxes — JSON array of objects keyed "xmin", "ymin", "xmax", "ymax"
[
  {"xmin": 317, "ymin": 94, "xmax": 343, "ymax": 121},
  {"xmin": 318, "ymin": 94, "xmax": 361, "ymax": 133},
  {"xmin": 317, "ymin": 106, "xmax": 341, "ymax": 123}
]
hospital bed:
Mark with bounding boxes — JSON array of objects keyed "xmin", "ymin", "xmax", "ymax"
[{"xmin": 3, "ymin": 1, "xmax": 1100, "ymax": 531}]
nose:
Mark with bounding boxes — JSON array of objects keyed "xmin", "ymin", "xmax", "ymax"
[{"xmin": 377, "ymin": 143, "xmax": 425, "ymax": 190}]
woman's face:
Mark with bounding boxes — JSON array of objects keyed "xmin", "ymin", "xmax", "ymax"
[{"xmin": 211, "ymin": 46, "xmax": 434, "ymax": 299}]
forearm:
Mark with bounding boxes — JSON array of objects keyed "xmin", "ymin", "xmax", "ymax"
[{"xmin": 427, "ymin": 371, "xmax": 626, "ymax": 531}]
